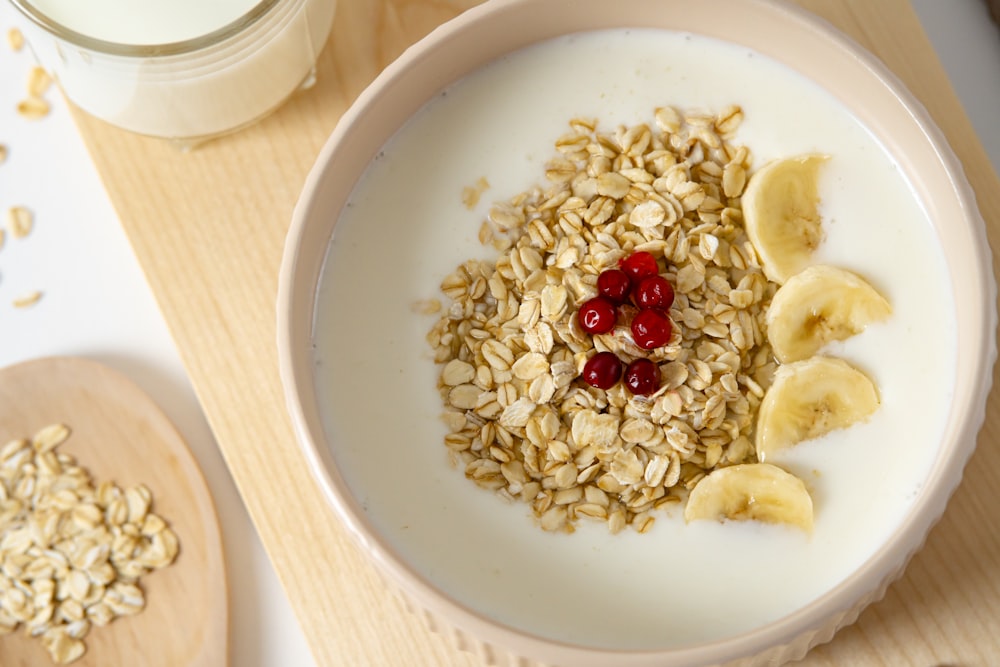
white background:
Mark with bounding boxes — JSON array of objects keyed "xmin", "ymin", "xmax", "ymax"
[
  {"xmin": 0, "ymin": 6, "xmax": 315, "ymax": 667},
  {"xmin": 0, "ymin": 1, "xmax": 997, "ymax": 665}
]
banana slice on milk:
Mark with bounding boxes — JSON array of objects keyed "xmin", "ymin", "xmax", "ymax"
[
  {"xmin": 755, "ymin": 356, "xmax": 879, "ymax": 461},
  {"xmin": 767, "ymin": 265, "xmax": 892, "ymax": 363},
  {"xmin": 684, "ymin": 463, "xmax": 813, "ymax": 532},
  {"xmin": 743, "ymin": 154, "xmax": 829, "ymax": 283}
]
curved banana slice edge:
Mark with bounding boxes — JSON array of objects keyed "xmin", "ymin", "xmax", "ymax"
[
  {"xmin": 743, "ymin": 154, "xmax": 829, "ymax": 284},
  {"xmin": 684, "ymin": 463, "xmax": 813, "ymax": 532},
  {"xmin": 767, "ymin": 265, "xmax": 892, "ymax": 363},
  {"xmin": 756, "ymin": 356, "xmax": 880, "ymax": 462}
]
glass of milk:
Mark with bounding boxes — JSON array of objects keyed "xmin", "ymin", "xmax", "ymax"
[{"xmin": 7, "ymin": 0, "xmax": 337, "ymax": 144}]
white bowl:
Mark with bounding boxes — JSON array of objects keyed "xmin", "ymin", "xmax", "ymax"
[{"xmin": 277, "ymin": 1, "xmax": 997, "ymax": 664}]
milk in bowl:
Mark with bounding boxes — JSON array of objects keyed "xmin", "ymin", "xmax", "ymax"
[{"xmin": 312, "ymin": 28, "xmax": 955, "ymax": 650}]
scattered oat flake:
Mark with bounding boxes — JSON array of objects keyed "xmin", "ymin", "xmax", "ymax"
[
  {"xmin": 8, "ymin": 206, "xmax": 33, "ymax": 238},
  {"xmin": 32, "ymin": 422, "xmax": 70, "ymax": 452},
  {"xmin": 0, "ymin": 143, "xmax": 8, "ymax": 163},
  {"xmin": 461, "ymin": 176, "xmax": 490, "ymax": 210},
  {"xmin": 7, "ymin": 27, "xmax": 24, "ymax": 51},
  {"xmin": 13, "ymin": 290, "xmax": 42, "ymax": 308},
  {"xmin": 411, "ymin": 298, "xmax": 442, "ymax": 315},
  {"xmin": 17, "ymin": 96, "xmax": 50, "ymax": 119},
  {"xmin": 27, "ymin": 66, "xmax": 53, "ymax": 97}
]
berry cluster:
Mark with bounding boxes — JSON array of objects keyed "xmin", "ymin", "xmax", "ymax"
[{"xmin": 577, "ymin": 252, "xmax": 676, "ymax": 396}]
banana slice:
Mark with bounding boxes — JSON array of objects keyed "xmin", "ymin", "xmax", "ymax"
[
  {"xmin": 767, "ymin": 265, "xmax": 892, "ymax": 363},
  {"xmin": 684, "ymin": 463, "xmax": 813, "ymax": 532},
  {"xmin": 756, "ymin": 356, "xmax": 879, "ymax": 461},
  {"xmin": 743, "ymin": 154, "xmax": 829, "ymax": 283}
]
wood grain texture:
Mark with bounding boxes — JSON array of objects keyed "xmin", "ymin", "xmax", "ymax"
[
  {"xmin": 0, "ymin": 357, "xmax": 227, "ymax": 667},
  {"xmin": 65, "ymin": 1, "xmax": 1000, "ymax": 665}
]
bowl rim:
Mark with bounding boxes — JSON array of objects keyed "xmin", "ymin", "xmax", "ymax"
[{"xmin": 277, "ymin": 0, "xmax": 997, "ymax": 664}]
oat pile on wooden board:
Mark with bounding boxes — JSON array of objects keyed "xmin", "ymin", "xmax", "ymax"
[
  {"xmin": 0, "ymin": 424, "xmax": 180, "ymax": 664},
  {"xmin": 428, "ymin": 106, "xmax": 781, "ymax": 534}
]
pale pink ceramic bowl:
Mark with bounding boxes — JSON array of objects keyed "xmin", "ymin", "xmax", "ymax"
[{"xmin": 277, "ymin": 0, "xmax": 996, "ymax": 664}]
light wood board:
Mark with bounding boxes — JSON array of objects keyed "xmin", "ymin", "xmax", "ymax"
[{"xmin": 66, "ymin": 1, "xmax": 1000, "ymax": 664}]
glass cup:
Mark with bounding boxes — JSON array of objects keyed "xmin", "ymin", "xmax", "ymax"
[{"xmin": 8, "ymin": 0, "xmax": 337, "ymax": 145}]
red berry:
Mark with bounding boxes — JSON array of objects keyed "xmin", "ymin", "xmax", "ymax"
[
  {"xmin": 619, "ymin": 251, "xmax": 659, "ymax": 283},
  {"xmin": 582, "ymin": 352, "xmax": 623, "ymax": 390},
  {"xmin": 578, "ymin": 297, "xmax": 617, "ymax": 334},
  {"xmin": 635, "ymin": 275, "xmax": 675, "ymax": 311},
  {"xmin": 631, "ymin": 308, "xmax": 672, "ymax": 349},
  {"xmin": 597, "ymin": 269, "xmax": 631, "ymax": 304},
  {"xmin": 624, "ymin": 358, "xmax": 661, "ymax": 395}
]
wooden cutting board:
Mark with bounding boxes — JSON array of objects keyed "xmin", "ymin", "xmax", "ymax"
[
  {"xmin": 65, "ymin": 0, "xmax": 1000, "ymax": 665},
  {"xmin": 0, "ymin": 357, "xmax": 228, "ymax": 667}
]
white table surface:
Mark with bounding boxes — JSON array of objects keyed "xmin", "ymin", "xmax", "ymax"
[
  {"xmin": 0, "ymin": 6, "xmax": 315, "ymax": 667},
  {"xmin": 0, "ymin": 1, "xmax": 997, "ymax": 666}
]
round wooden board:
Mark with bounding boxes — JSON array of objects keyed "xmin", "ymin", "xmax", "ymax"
[{"xmin": 0, "ymin": 357, "xmax": 228, "ymax": 667}]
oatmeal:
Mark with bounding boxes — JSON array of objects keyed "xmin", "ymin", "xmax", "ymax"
[
  {"xmin": 428, "ymin": 108, "xmax": 780, "ymax": 533},
  {"xmin": 313, "ymin": 28, "xmax": 954, "ymax": 649}
]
